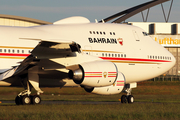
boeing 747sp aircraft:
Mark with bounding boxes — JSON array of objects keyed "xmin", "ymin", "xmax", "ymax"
[{"xmin": 0, "ymin": 16, "xmax": 176, "ymax": 105}]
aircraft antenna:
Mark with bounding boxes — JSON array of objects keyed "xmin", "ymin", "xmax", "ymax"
[{"xmin": 102, "ymin": 19, "xmax": 105, "ymax": 23}]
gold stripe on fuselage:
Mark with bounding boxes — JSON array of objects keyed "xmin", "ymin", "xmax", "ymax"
[
  {"xmin": 0, "ymin": 56, "xmax": 26, "ymax": 59},
  {"xmin": 110, "ymin": 61, "xmax": 160, "ymax": 64},
  {"xmin": 82, "ymin": 50, "xmax": 122, "ymax": 53}
]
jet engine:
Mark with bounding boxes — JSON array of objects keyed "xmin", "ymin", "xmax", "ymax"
[
  {"xmin": 69, "ymin": 61, "xmax": 118, "ymax": 87},
  {"xmin": 83, "ymin": 72, "xmax": 125, "ymax": 95}
]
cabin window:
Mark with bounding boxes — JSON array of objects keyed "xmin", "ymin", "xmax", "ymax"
[
  {"xmin": 0, "ymin": 49, "xmax": 2, "ymax": 52},
  {"xmin": 90, "ymin": 31, "xmax": 92, "ymax": 34},
  {"xmin": 4, "ymin": 49, "xmax": 6, "ymax": 53},
  {"xmin": 142, "ymin": 32, "xmax": 148, "ymax": 36},
  {"xmin": 103, "ymin": 32, "xmax": 106, "ymax": 35}
]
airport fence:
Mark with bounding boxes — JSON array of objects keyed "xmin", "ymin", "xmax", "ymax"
[{"xmin": 149, "ymin": 75, "xmax": 180, "ymax": 81}]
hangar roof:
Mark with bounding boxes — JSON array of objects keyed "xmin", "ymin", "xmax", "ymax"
[{"xmin": 0, "ymin": 14, "xmax": 52, "ymax": 25}]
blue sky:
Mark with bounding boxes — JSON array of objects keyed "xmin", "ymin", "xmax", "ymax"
[{"xmin": 0, "ymin": 0, "xmax": 179, "ymax": 23}]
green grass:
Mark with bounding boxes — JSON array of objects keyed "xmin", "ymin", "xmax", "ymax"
[
  {"xmin": 0, "ymin": 103, "xmax": 180, "ymax": 120},
  {"xmin": 0, "ymin": 81, "xmax": 180, "ymax": 120}
]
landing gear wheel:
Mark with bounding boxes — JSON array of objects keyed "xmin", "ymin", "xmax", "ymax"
[
  {"xmin": 127, "ymin": 95, "xmax": 134, "ymax": 103},
  {"xmin": 121, "ymin": 95, "xmax": 128, "ymax": 103},
  {"xmin": 15, "ymin": 96, "xmax": 22, "ymax": 105},
  {"xmin": 32, "ymin": 95, "xmax": 41, "ymax": 104},
  {"xmin": 21, "ymin": 95, "xmax": 31, "ymax": 105}
]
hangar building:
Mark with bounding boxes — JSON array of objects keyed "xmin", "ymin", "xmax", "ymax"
[{"xmin": 0, "ymin": 14, "xmax": 52, "ymax": 26}]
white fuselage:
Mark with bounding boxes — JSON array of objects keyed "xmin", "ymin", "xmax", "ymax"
[{"xmin": 0, "ymin": 23, "xmax": 176, "ymax": 84}]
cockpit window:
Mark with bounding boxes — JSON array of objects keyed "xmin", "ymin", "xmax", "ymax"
[{"xmin": 142, "ymin": 32, "xmax": 148, "ymax": 36}]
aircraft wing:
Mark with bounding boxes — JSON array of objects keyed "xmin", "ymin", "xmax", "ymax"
[{"xmin": 0, "ymin": 39, "xmax": 101, "ymax": 81}]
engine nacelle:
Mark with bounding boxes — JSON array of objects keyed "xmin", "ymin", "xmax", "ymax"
[
  {"xmin": 69, "ymin": 61, "xmax": 118, "ymax": 87},
  {"xmin": 84, "ymin": 72, "xmax": 126, "ymax": 95}
]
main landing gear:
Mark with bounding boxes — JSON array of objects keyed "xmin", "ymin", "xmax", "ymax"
[
  {"xmin": 121, "ymin": 88, "xmax": 134, "ymax": 104},
  {"xmin": 15, "ymin": 67, "xmax": 43, "ymax": 105},
  {"xmin": 120, "ymin": 83, "xmax": 137, "ymax": 104},
  {"xmin": 15, "ymin": 94, "xmax": 41, "ymax": 105},
  {"xmin": 15, "ymin": 79, "xmax": 43, "ymax": 105}
]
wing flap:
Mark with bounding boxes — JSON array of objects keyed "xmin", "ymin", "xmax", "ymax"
[{"xmin": 31, "ymin": 41, "xmax": 74, "ymax": 59}]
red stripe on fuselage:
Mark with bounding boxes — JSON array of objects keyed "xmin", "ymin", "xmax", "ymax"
[
  {"xmin": 100, "ymin": 57, "xmax": 171, "ymax": 62},
  {"xmin": 0, "ymin": 53, "xmax": 30, "ymax": 57}
]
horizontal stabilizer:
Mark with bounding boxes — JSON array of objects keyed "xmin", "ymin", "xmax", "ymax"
[
  {"xmin": 53, "ymin": 16, "xmax": 90, "ymax": 24},
  {"xmin": 0, "ymin": 67, "xmax": 17, "ymax": 81}
]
